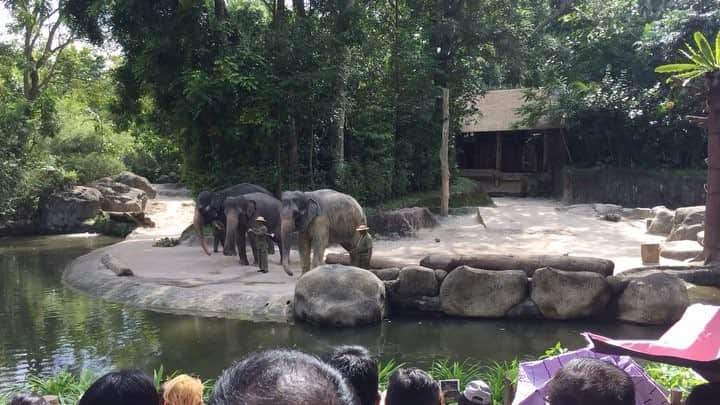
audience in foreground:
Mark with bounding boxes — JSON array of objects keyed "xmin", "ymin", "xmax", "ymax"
[
  {"xmin": 384, "ymin": 368, "xmax": 442, "ymax": 405},
  {"xmin": 208, "ymin": 349, "xmax": 358, "ymax": 405},
  {"xmin": 77, "ymin": 369, "xmax": 158, "ymax": 405},
  {"xmin": 324, "ymin": 345, "xmax": 381, "ymax": 405},
  {"xmin": 9, "ymin": 393, "xmax": 49, "ymax": 405},
  {"xmin": 162, "ymin": 374, "xmax": 204, "ymax": 405},
  {"xmin": 686, "ymin": 382, "xmax": 720, "ymax": 405},
  {"xmin": 546, "ymin": 358, "xmax": 635, "ymax": 405}
]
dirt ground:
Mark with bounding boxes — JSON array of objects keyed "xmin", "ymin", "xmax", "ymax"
[{"xmin": 131, "ymin": 189, "xmax": 681, "ymax": 275}]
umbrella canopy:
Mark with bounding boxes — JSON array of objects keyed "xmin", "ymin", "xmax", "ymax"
[
  {"xmin": 586, "ymin": 304, "xmax": 720, "ymax": 379},
  {"xmin": 511, "ymin": 348, "xmax": 668, "ymax": 405}
]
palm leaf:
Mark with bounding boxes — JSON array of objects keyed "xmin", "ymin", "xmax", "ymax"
[
  {"xmin": 655, "ymin": 64, "xmax": 700, "ymax": 74},
  {"xmin": 694, "ymin": 32, "xmax": 717, "ymax": 67},
  {"xmin": 715, "ymin": 31, "xmax": 720, "ymax": 66},
  {"xmin": 680, "ymin": 49, "xmax": 711, "ymax": 70}
]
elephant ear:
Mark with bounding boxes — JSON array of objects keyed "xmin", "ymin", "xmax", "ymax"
[
  {"xmin": 247, "ymin": 200, "xmax": 257, "ymax": 220},
  {"xmin": 307, "ymin": 198, "xmax": 321, "ymax": 221}
]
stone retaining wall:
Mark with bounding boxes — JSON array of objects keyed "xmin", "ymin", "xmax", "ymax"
[{"xmin": 561, "ymin": 168, "xmax": 705, "ymax": 208}]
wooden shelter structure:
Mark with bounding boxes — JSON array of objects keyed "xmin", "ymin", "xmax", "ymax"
[{"xmin": 457, "ymin": 89, "xmax": 567, "ymax": 195}]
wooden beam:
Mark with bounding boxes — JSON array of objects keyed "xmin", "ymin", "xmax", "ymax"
[{"xmin": 495, "ymin": 132, "xmax": 502, "ymax": 171}]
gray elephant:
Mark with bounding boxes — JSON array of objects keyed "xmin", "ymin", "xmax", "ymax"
[
  {"xmin": 224, "ymin": 193, "xmax": 288, "ymax": 273},
  {"xmin": 193, "ymin": 183, "xmax": 272, "ymax": 256},
  {"xmin": 280, "ymin": 189, "xmax": 366, "ymax": 274}
]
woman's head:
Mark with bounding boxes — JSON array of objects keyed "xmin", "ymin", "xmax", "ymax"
[{"xmin": 163, "ymin": 375, "xmax": 204, "ymax": 405}]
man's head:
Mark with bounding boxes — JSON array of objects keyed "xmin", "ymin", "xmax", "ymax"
[
  {"xmin": 78, "ymin": 369, "xmax": 158, "ymax": 405},
  {"xmin": 209, "ymin": 349, "xmax": 358, "ymax": 405},
  {"xmin": 547, "ymin": 358, "xmax": 635, "ymax": 405},
  {"xmin": 9, "ymin": 393, "xmax": 49, "ymax": 405},
  {"xmin": 324, "ymin": 346, "xmax": 380, "ymax": 405},
  {"xmin": 385, "ymin": 368, "xmax": 441, "ymax": 405},
  {"xmin": 686, "ymin": 383, "xmax": 720, "ymax": 405}
]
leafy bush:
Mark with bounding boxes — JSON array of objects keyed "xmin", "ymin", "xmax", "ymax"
[
  {"xmin": 643, "ymin": 362, "xmax": 706, "ymax": 397},
  {"xmin": 64, "ymin": 153, "xmax": 126, "ymax": 184}
]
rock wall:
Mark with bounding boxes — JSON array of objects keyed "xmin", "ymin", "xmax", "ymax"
[{"xmin": 561, "ymin": 168, "xmax": 705, "ymax": 208}]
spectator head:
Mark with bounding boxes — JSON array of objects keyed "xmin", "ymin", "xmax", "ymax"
[
  {"xmin": 78, "ymin": 369, "xmax": 158, "ymax": 405},
  {"xmin": 385, "ymin": 368, "xmax": 441, "ymax": 405},
  {"xmin": 686, "ymin": 383, "xmax": 720, "ymax": 405},
  {"xmin": 324, "ymin": 345, "xmax": 380, "ymax": 405},
  {"xmin": 546, "ymin": 358, "xmax": 635, "ymax": 405},
  {"xmin": 458, "ymin": 380, "xmax": 491, "ymax": 405},
  {"xmin": 163, "ymin": 374, "xmax": 204, "ymax": 405},
  {"xmin": 209, "ymin": 349, "xmax": 358, "ymax": 405},
  {"xmin": 9, "ymin": 393, "xmax": 49, "ymax": 405}
]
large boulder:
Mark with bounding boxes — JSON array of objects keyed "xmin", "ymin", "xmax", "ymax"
[
  {"xmin": 617, "ymin": 273, "xmax": 689, "ymax": 325},
  {"xmin": 113, "ymin": 171, "xmax": 157, "ymax": 199},
  {"xmin": 396, "ymin": 266, "xmax": 439, "ymax": 297},
  {"xmin": 668, "ymin": 206, "xmax": 705, "ymax": 241},
  {"xmin": 530, "ymin": 267, "xmax": 611, "ymax": 319},
  {"xmin": 90, "ymin": 177, "xmax": 148, "ymax": 212},
  {"xmin": 660, "ymin": 240, "xmax": 703, "ymax": 261},
  {"xmin": 39, "ymin": 186, "xmax": 102, "ymax": 233},
  {"xmin": 439, "ymin": 266, "xmax": 527, "ymax": 317},
  {"xmin": 367, "ymin": 207, "xmax": 439, "ymax": 237},
  {"xmin": 647, "ymin": 207, "xmax": 674, "ymax": 235},
  {"xmin": 294, "ymin": 265, "xmax": 387, "ymax": 327}
]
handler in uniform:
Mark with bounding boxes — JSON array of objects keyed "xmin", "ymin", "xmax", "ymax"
[
  {"xmin": 249, "ymin": 216, "xmax": 273, "ymax": 273},
  {"xmin": 350, "ymin": 224, "xmax": 373, "ymax": 269}
]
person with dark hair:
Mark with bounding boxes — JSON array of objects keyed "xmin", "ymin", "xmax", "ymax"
[
  {"xmin": 209, "ymin": 349, "xmax": 358, "ymax": 405},
  {"xmin": 385, "ymin": 368, "xmax": 442, "ymax": 405},
  {"xmin": 324, "ymin": 346, "xmax": 380, "ymax": 405},
  {"xmin": 686, "ymin": 382, "xmax": 720, "ymax": 405},
  {"xmin": 9, "ymin": 393, "xmax": 49, "ymax": 405},
  {"xmin": 546, "ymin": 358, "xmax": 635, "ymax": 405},
  {"xmin": 78, "ymin": 369, "xmax": 158, "ymax": 405}
]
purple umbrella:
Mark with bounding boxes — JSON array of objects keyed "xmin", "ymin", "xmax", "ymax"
[{"xmin": 511, "ymin": 348, "xmax": 669, "ymax": 405}]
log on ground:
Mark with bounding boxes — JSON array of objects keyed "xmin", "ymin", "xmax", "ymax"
[
  {"xmin": 325, "ymin": 253, "xmax": 415, "ymax": 270},
  {"xmin": 100, "ymin": 253, "xmax": 134, "ymax": 276},
  {"xmin": 420, "ymin": 254, "xmax": 614, "ymax": 276}
]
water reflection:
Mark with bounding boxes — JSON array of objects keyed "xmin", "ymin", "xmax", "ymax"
[{"xmin": 0, "ymin": 235, "xmax": 665, "ymax": 387}]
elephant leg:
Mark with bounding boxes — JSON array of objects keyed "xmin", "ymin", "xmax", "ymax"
[
  {"xmin": 311, "ymin": 231, "xmax": 329, "ymax": 270},
  {"xmin": 237, "ymin": 229, "xmax": 249, "ymax": 265},
  {"xmin": 299, "ymin": 233, "xmax": 312, "ymax": 274},
  {"xmin": 214, "ymin": 227, "xmax": 225, "ymax": 253}
]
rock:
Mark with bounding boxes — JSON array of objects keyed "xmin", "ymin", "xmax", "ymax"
[
  {"xmin": 390, "ymin": 295, "xmax": 442, "ymax": 313},
  {"xmin": 531, "ymin": 267, "xmax": 611, "ymax": 319},
  {"xmin": 90, "ymin": 178, "xmax": 148, "ymax": 212},
  {"xmin": 668, "ymin": 206, "xmax": 705, "ymax": 241},
  {"xmin": 668, "ymin": 223, "xmax": 704, "ymax": 242},
  {"xmin": 660, "ymin": 241, "xmax": 703, "ymax": 261},
  {"xmin": 593, "ymin": 203, "xmax": 622, "ymax": 216},
  {"xmin": 606, "ymin": 275, "xmax": 629, "ymax": 295},
  {"xmin": 434, "ymin": 269, "xmax": 448, "ymax": 283},
  {"xmin": 621, "ymin": 208, "xmax": 653, "ymax": 220},
  {"xmin": 113, "ymin": 171, "xmax": 157, "ymax": 199},
  {"xmin": 439, "ymin": 266, "xmax": 527, "ymax": 317},
  {"xmin": 420, "ymin": 254, "xmax": 614, "ymax": 277},
  {"xmin": 602, "ymin": 213, "xmax": 622, "ymax": 222},
  {"xmin": 556, "ymin": 204, "xmax": 596, "ymax": 217},
  {"xmin": 157, "ymin": 174, "xmax": 172, "ymax": 183},
  {"xmin": 0, "ymin": 219, "xmax": 39, "ymax": 236},
  {"xmin": 396, "ymin": 266, "xmax": 439, "ymax": 297},
  {"xmin": 698, "ymin": 231, "xmax": 705, "ymax": 246},
  {"xmin": 506, "ymin": 298, "xmax": 543, "ymax": 319},
  {"xmin": 647, "ymin": 207, "xmax": 674, "ymax": 235},
  {"xmin": 367, "ymin": 207, "xmax": 439, "ymax": 237},
  {"xmin": 369, "ymin": 268, "xmax": 400, "ymax": 281},
  {"xmin": 294, "ymin": 264, "xmax": 387, "ymax": 327},
  {"xmin": 617, "ymin": 272, "xmax": 689, "ymax": 325},
  {"xmin": 39, "ymin": 186, "xmax": 102, "ymax": 233},
  {"xmin": 687, "ymin": 284, "xmax": 720, "ymax": 305}
]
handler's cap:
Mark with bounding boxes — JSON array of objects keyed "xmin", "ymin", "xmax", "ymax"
[
  {"xmin": 356, "ymin": 224, "xmax": 369, "ymax": 231},
  {"xmin": 462, "ymin": 380, "xmax": 491, "ymax": 405},
  {"xmin": 256, "ymin": 216, "xmax": 266, "ymax": 222}
]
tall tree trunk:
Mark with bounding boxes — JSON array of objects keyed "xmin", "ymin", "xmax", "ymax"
[
  {"xmin": 329, "ymin": 44, "xmax": 350, "ymax": 185},
  {"xmin": 293, "ymin": 0, "xmax": 306, "ymax": 17},
  {"xmin": 440, "ymin": 87, "xmax": 450, "ymax": 217},
  {"xmin": 215, "ymin": 0, "xmax": 227, "ymax": 21},
  {"xmin": 704, "ymin": 71, "xmax": 720, "ymax": 263}
]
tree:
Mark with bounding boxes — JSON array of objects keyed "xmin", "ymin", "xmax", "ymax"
[{"xmin": 655, "ymin": 31, "xmax": 720, "ymax": 263}]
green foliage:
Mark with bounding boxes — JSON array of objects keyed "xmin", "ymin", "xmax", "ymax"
[
  {"xmin": 429, "ymin": 359, "xmax": 484, "ymax": 388},
  {"xmin": 378, "ymin": 359, "xmax": 404, "ymax": 391},
  {"xmin": 480, "ymin": 359, "xmax": 519, "ymax": 405},
  {"xmin": 643, "ymin": 362, "xmax": 706, "ymax": 397},
  {"xmin": 91, "ymin": 213, "xmax": 137, "ymax": 237},
  {"xmin": 539, "ymin": 342, "xmax": 568, "ymax": 359},
  {"xmin": 656, "ymin": 31, "xmax": 720, "ymax": 83},
  {"xmin": 26, "ymin": 371, "xmax": 95, "ymax": 405},
  {"xmin": 64, "ymin": 153, "xmax": 127, "ymax": 184}
]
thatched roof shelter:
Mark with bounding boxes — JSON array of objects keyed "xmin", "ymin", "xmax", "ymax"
[{"xmin": 460, "ymin": 88, "xmax": 560, "ymax": 134}]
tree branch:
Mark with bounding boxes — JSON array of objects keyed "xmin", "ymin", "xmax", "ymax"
[{"xmin": 37, "ymin": 15, "xmax": 64, "ymax": 69}]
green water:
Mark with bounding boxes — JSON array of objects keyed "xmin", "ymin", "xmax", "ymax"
[{"xmin": 0, "ymin": 235, "xmax": 665, "ymax": 387}]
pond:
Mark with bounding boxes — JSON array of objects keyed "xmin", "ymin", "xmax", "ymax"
[{"xmin": 0, "ymin": 235, "xmax": 666, "ymax": 387}]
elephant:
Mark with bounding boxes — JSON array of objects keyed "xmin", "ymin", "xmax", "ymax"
[
  {"xmin": 224, "ymin": 192, "xmax": 287, "ymax": 273},
  {"xmin": 280, "ymin": 189, "xmax": 367, "ymax": 275},
  {"xmin": 193, "ymin": 183, "xmax": 272, "ymax": 256}
]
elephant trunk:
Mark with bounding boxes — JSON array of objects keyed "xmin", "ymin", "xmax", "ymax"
[
  {"xmin": 194, "ymin": 207, "xmax": 211, "ymax": 256},
  {"xmin": 224, "ymin": 210, "xmax": 238, "ymax": 256},
  {"xmin": 280, "ymin": 216, "xmax": 295, "ymax": 275}
]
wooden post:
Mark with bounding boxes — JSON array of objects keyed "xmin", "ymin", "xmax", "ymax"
[
  {"xmin": 669, "ymin": 389, "xmax": 683, "ymax": 405},
  {"xmin": 440, "ymin": 87, "xmax": 450, "ymax": 217},
  {"xmin": 495, "ymin": 132, "xmax": 503, "ymax": 171},
  {"xmin": 641, "ymin": 243, "xmax": 660, "ymax": 265}
]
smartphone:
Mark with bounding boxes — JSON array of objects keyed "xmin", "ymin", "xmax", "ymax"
[{"xmin": 439, "ymin": 379, "xmax": 460, "ymax": 402}]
